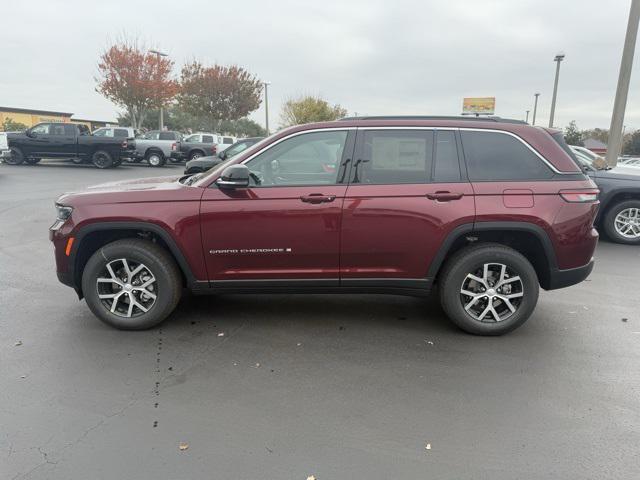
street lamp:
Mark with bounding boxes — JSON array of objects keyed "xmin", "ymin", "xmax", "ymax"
[
  {"xmin": 548, "ymin": 53, "xmax": 565, "ymax": 128},
  {"xmin": 525, "ymin": 110, "xmax": 530, "ymax": 123},
  {"xmin": 263, "ymin": 81, "xmax": 271, "ymax": 135},
  {"xmin": 149, "ymin": 49, "xmax": 168, "ymax": 131},
  {"xmin": 532, "ymin": 93, "xmax": 540, "ymax": 126}
]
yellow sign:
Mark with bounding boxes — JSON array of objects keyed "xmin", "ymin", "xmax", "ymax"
[{"xmin": 462, "ymin": 97, "xmax": 495, "ymax": 115}]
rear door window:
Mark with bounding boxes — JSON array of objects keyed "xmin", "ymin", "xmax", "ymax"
[
  {"xmin": 461, "ymin": 131, "xmax": 553, "ymax": 181},
  {"xmin": 114, "ymin": 129, "xmax": 129, "ymax": 138},
  {"xmin": 352, "ymin": 130, "xmax": 434, "ymax": 184},
  {"xmin": 63, "ymin": 124, "xmax": 78, "ymax": 136},
  {"xmin": 202, "ymin": 135, "xmax": 214, "ymax": 143},
  {"xmin": 159, "ymin": 132, "xmax": 176, "ymax": 140}
]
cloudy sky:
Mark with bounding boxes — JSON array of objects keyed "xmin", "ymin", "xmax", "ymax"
[{"xmin": 1, "ymin": 0, "xmax": 639, "ymax": 130}]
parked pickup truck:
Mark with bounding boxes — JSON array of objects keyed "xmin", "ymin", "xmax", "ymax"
[
  {"xmin": 6, "ymin": 122, "xmax": 131, "ymax": 168},
  {"xmin": 129, "ymin": 130, "xmax": 182, "ymax": 167}
]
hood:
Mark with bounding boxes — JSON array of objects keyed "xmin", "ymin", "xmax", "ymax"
[
  {"xmin": 598, "ymin": 165, "xmax": 640, "ymax": 181},
  {"xmin": 56, "ymin": 175, "xmax": 195, "ymax": 207},
  {"xmin": 187, "ymin": 156, "xmax": 222, "ymax": 167}
]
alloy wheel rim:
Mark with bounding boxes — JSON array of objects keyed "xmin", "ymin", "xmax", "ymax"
[
  {"xmin": 191, "ymin": 153, "xmax": 201, "ymax": 159},
  {"xmin": 614, "ymin": 208, "xmax": 640, "ymax": 239},
  {"xmin": 149, "ymin": 155, "xmax": 160, "ymax": 166},
  {"xmin": 96, "ymin": 258, "xmax": 157, "ymax": 318},
  {"xmin": 460, "ymin": 262, "xmax": 524, "ymax": 322},
  {"xmin": 95, "ymin": 153, "xmax": 107, "ymax": 167}
]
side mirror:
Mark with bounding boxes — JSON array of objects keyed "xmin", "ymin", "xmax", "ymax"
[
  {"xmin": 218, "ymin": 151, "xmax": 226, "ymax": 160},
  {"xmin": 26, "ymin": 129, "xmax": 36, "ymax": 138},
  {"xmin": 216, "ymin": 164, "xmax": 250, "ymax": 189}
]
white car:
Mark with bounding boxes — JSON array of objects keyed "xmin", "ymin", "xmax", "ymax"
[
  {"xmin": 1, "ymin": 132, "xmax": 12, "ymax": 162},
  {"xmin": 92, "ymin": 126, "xmax": 139, "ymax": 139},
  {"xmin": 184, "ymin": 132, "xmax": 237, "ymax": 152}
]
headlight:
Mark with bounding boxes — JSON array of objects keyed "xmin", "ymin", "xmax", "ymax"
[
  {"xmin": 56, "ymin": 204, "xmax": 73, "ymax": 221},
  {"xmin": 51, "ymin": 204, "xmax": 73, "ymax": 230}
]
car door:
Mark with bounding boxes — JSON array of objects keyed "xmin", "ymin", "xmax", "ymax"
[
  {"xmin": 340, "ymin": 128, "xmax": 475, "ymax": 287},
  {"xmin": 26, "ymin": 123, "xmax": 53, "ymax": 157},
  {"xmin": 199, "ymin": 128, "xmax": 355, "ymax": 285},
  {"xmin": 46, "ymin": 123, "xmax": 74, "ymax": 157}
]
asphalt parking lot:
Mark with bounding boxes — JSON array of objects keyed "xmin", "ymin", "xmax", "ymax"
[{"xmin": 1, "ymin": 161, "xmax": 639, "ymax": 480}]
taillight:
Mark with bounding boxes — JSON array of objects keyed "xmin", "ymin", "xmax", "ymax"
[
  {"xmin": 559, "ymin": 189, "xmax": 599, "ymax": 203},
  {"xmin": 171, "ymin": 142, "xmax": 177, "ymax": 151},
  {"xmin": 212, "ymin": 145, "xmax": 217, "ymax": 154},
  {"xmin": 121, "ymin": 140, "xmax": 128, "ymax": 148}
]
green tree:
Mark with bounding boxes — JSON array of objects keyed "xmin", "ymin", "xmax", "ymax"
[
  {"xmin": 623, "ymin": 130, "xmax": 640, "ymax": 155},
  {"xmin": 581, "ymin": 128, "xmax": 608, "ymax": 144},
  {"xmin": 1, "ymin": 117, "xmax": 28, "ymax": 132},
  {"xmin": 564, "ymin": 120, "xmax": 584, "ymax": 146},
  {"xmin": 177, "ymin": 62, "xmax": 263, "ymax": 132},
  {"xmin": 218, "ymin": 118, "xmax": 266, "ymax": 137},
  {"xmin": 280, "ymin": 95, "xmax": 348, "ymax": 127}
]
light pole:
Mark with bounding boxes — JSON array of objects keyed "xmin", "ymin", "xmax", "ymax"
[
  {"xmin": 606, "ymin": 0, "xmax": 640, "ymax": 167},
  {"xmin": 532, "ymin": 93, "xmax": 540, "ymax": 125},
  {"xmin": 549, "ymin": 53, "xmax": 565, "ymax": 128},
  {"xmin": 525, "ymin": 110, "xmax": 530, "ymax": 123},
  {"xmin": 263, "ymin": 81, "xmax": 271, "ymax": 135},
  {"xmin": 149, "ymin": 49, "xmax": 168, "ymax": 130}
]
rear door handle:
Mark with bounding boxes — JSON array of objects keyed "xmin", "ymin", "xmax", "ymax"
[
  {"xmin": 426, "ymin": 191, "xmax": 464, "ymax": 202},
  {"xmin": 300, "ymin": 194, "xmax": 336, "ymax": 204}
]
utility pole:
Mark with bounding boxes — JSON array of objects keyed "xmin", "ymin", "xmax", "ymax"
[
  {"xmin": 525, "ymin": 110, "xmax": 530, "ymax": 123},
  {"xmin": 549, "ymin": 53, "xmax": 565, "ymax": 128},
  {"xmin": 532, "ymin": 93, "xmax": 540, "ymax": 125},
  {"xmin": 149, "ymin": 49, "xmax": 168, "ymax": 130},
  {"xmin": 264, "ymin": 81, "xmax": 271, "ymax": 135},
  {"xmin": 606, "ymin": 0, "xmax": 640, "ymax": 167}
]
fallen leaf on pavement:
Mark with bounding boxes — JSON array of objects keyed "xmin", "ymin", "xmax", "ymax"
[
  {"xmin": 179, "ymin": 442, "xmax": 189, "ymax": 451},
  {"xmin": 15, "ymin": 340, "xmax": 22, "ymax": 346},
  {"xmin": 425, "ymin": 443, "xmax": 432, "ymax": 450},
  {"xmin": 217, "ymin": 332, "xmax": 225, "ymax": 337},
  {"xmin": 307, "ymin": 476, "xmax": 316, "ymax": 480}
]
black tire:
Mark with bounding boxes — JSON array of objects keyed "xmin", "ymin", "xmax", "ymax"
[
  {"xmin": 24, "ymin": 157, "xmax": 41, "ymax": 165},
  {"xmin": 92, "ymin": 150, "xmax": 114, "ymax": 169},
  {"xmin": 439, "ymin": 243, "xmax": 539, "ymax": 336},
  {"xmin": 6, "ymin": 147, "xmax": 24, "ymax": 165},
  {"xmin": 146, "ymin": 150, "xmax": 166, "ymax": 167},
  {"xmin": 81, "ymin": 239, "xmax": 182, "ymax": 330},
  {"xmin": 189, "ymin": 150, "xmax": 204, "ymax": 161},
  {"xmin": 603, "ymin": 200, "xmax": 640, "ymax": 245}
]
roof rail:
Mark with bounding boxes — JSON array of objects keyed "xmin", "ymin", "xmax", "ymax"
[{"xmin": 339, "ymin": 115, "xmax": 527, "ymax": 125}]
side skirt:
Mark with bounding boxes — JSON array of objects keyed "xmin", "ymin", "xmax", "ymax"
[{"xmin": 191, "ymin": 278, "xmax": 433, "ymax": 297}]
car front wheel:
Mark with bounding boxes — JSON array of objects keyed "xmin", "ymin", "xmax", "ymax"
[
  {"xmin": 603, "ymin": 200, "xmax": 640, "ymax": 245},
  {"xmin": 82, "ymin": 239, "xmax": 182, "ymax": 330},
  {"xmin": 439, "ymin": 244, "xmax": 539, "ymax": 335},
  {"xmin": 6, "ymin": 147, "xmax": 24, "ymax": 165}
]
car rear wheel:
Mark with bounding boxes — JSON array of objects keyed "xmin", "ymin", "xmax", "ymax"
[
  {"xmin": 6, "ymin": 147, "xmax": 24, "ymax": 165},
  {"xmin": 92, "ymin": 150, "xmax": 114, "ymax": 169},
  {"xmin": 146, "ymin": 151, "xmax": 166, "ymax": 167},
  {"xmin": 82, "ymin": 239, "xmax": 182, "ymax": 330},
  {"xmin": 439, "ymin": 244, "xmax": 539, "ymax": 335},
  {"xmin": 604, "ymin": 200, "xmax": 640, "ymax": 245}
]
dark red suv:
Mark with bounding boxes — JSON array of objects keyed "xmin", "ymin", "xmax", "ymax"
[{"xmin": 50, "ymin": 117, "xmax": 599, "ymax": 335}]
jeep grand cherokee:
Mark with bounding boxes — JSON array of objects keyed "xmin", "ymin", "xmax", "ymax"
[{"xmin": 50, "ymin": 117, "xmax": 599, "ymax": 335}]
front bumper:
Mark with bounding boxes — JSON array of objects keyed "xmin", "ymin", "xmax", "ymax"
[
  {"xmin": 546, "ymin": 258, "xmax": 595, "ymax": 290},
  {"xmin": 1, "ymin": 149, "xmax": 11, "ymax": 161}
]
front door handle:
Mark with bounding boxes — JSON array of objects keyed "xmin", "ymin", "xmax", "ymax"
[
  {"xmin": 300, "ymin": 194, "xmax": 336, "ymax": 204},
  {"xmin": 426, "ymin": 191, "xmax": 464, "ymax": 202}
]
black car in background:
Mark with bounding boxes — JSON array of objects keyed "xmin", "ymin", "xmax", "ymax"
[
  {"xmin": 572, "ymin": 147, "xmax": 640, "ymax": 245},
  {"xmin": 6, "ymin": 122, "xmax": 132, "ymax": 168},
  {"xmin": 184, "ymin": 137, "xmax": 264, "ymax": 174}
]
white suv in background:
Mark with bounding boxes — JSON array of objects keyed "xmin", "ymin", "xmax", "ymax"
[
  {"xmin": 92, "ymin": 126, "xmax": 138, "ymax": 139},
  {"xmin": 184, "ymin": 132, "xmax": 237, "ymax": 152},
  {"xmin": 1, "ymin": 131, "xmax": 12, "ymax": 162}
]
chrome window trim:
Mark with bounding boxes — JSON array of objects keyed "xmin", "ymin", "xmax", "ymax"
[{"xmin": 231, "ymin": 125, "xmax": 571, "ymax": 176}]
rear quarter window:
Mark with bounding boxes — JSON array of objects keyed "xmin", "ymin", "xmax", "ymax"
[{"xmin": 461, "ymin": 131, "xmax": 553, "ymax": 181}]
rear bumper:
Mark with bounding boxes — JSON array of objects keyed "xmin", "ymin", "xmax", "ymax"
[
  {"xmin": 0, "ymin": 149, "xmax": 11, "ymax": 160},
  {"xmin": 546, "ymin": 258, "xmax": 594, "ymax": 290}
]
